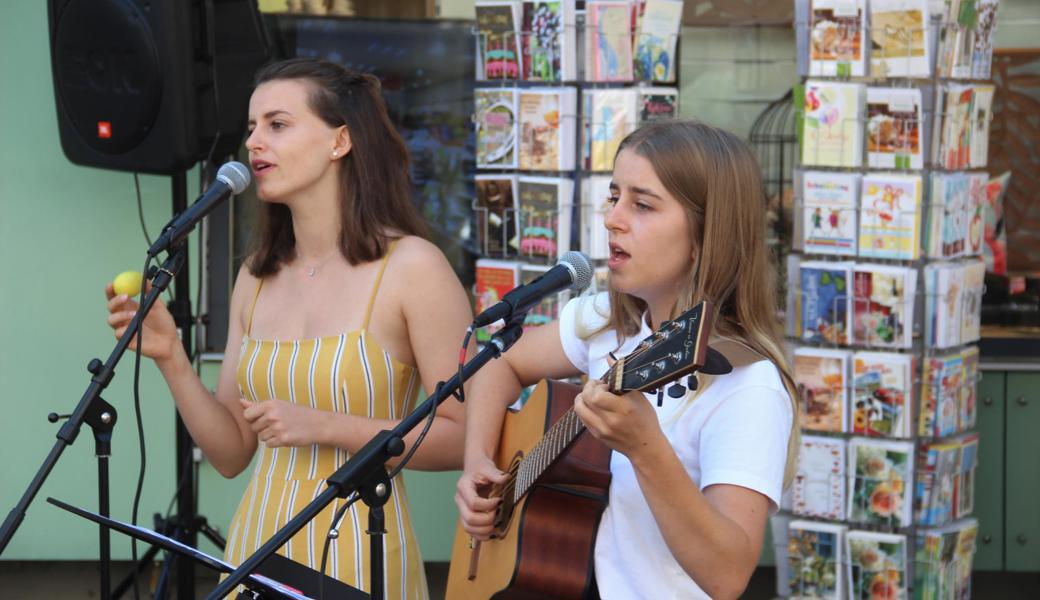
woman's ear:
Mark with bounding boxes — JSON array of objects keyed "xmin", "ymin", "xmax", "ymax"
[{"xmin": 331, "ymin": 125, "xmax": 351, "ymax": 159}]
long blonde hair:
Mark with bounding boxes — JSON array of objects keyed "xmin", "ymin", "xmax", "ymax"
[{"xmin": 605, "ymin": 121, "xmax": 800, "ymax": 487}]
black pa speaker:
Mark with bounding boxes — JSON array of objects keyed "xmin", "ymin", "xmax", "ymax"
[{"xmin": 47, "ymin": 0, "xmax": 269, "ymax": 175}]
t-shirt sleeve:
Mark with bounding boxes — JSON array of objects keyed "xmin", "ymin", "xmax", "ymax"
[
  {"xmin": 557, "ymin": 295, "xmax": 591, "ymax": 374},
  {"xmin": 698, "ymin": 385, "xmax": 793, "ymax": 510}
]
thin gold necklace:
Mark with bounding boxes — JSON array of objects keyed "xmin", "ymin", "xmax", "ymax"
[{"xmin": 300, "ymin": 250, "xmax": 339, "ymax": 277}]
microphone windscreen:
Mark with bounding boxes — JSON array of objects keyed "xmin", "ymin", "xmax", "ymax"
[
  {"xmin": 217, "ymin": 161, "xmax": 251, "ymax": 194},
  {"xmin": 559, "ymin": 251, "xmax": 593, "ymax": 294}
]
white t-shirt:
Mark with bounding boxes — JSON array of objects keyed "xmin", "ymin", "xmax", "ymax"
[{"xmin": 557, "ymin": 293, "xmax": 793, "ymax": 600}]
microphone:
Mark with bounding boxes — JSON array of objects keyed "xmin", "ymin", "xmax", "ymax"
[
  {"xmin": 147, "ymin": 161, "xmax": 251, "ymax": 257},
  {"xmin": 474, "ymin": 251, "xmax": 593, "ymax": 328}
]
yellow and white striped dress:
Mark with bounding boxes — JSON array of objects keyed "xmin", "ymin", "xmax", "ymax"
[{"xmin": 224, "ymin": 243, "xmax": 429, "ymax": 599}]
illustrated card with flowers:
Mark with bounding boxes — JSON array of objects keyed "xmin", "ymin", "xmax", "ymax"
[
  {"xmin": 802, "ymin": 81, "xmax": 865, "ymax": 168},
  {"xmin": 852, "ymin": 264, "xmax": 916, "ymax": 349},
  {"xmin": 848, "ymin": 438, "xmax": 914, "ymax": 527},
  {"xmin": 520, "ymin": 0, "xmax": 567, "ymax": 82},
  {"xmin": 787, "ymin": 520, "xmax": 847, "ymax": 600},
  {"xmin": 632, "ymin": 0, "xmax": 683, "ymax": 83},
  {"xmin": 846, "ymin": 530, "xmax": 908, "ymax": 600},
  {"xmin": 793, "ymin": 435, "xmax": 847, "ymax": 520}
]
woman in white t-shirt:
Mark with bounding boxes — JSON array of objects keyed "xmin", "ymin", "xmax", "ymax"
[{"xmin": 456, "ymin": 121, "xmax": 800, "ymax": 599}]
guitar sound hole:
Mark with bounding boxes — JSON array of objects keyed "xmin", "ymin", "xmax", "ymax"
[{"xmin": 491, "ymin": 452, "xmax": 523, "ymax": 538}]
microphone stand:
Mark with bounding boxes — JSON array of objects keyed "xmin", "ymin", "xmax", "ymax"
[
  {"xmin": 0, "ymin": 245, "xmax": 188, "ymax": 599},
  {"xmin": 209, "ymin": 314, "xmax": 529, "ymax": 600}
]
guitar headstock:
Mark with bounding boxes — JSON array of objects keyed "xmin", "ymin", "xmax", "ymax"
[{"xmin": 605, "ymin": 301, "xmax": 715, "ymax": 394}]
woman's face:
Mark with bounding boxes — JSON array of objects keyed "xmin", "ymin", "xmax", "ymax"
[
  {"xmin": 245, "ymin": 79, "xmax": 345, "ymax": 203},
  {"xmin": 605, "ymin": 149, "xmax": 696, "ymax": 309}
]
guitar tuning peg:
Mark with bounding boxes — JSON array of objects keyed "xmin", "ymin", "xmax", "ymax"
[
  {"xmin": 686, "ymin": 374, "xmax": 699, "ymax": 391},
  {"xmin": 667, "ymin": 383, "xmax": 686, "ymax": 399},
  {"xmin": 655, "ymin": 389, "xmax": 664, "ymax": 407}
]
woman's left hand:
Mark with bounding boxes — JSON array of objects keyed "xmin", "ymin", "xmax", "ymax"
[
  {"xmin": 574, "ymin": 379, "xmax": 664, "ymax": 460},
  {"xmin": 239, "ymin": 398, "xmax": 322, "ymax": 448}
]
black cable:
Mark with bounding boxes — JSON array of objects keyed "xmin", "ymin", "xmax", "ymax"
[
  {"xmin": 129, "ymin": 255, "xmax": 154, "ymax": 600},
  {"xmin": 387, "ymin": 328, "xmax": 471, "ymax": 481},
  {"xmin": 202, "ymin": 0, "xmax": 222, "ymax": 170},
  {"xmin": 133, "ymin": 174, "xmax": 154, "ymax": 248},
  {"xmin": 133, "ymin": 173, "xmax": 175, "ymax": 305},
  {"xmin": 194, "ymin": 161, "xmax": 211, "ymax": 370},
  {"xmin": 317, "ymin": 492, "xmax": 361, "ymax": 600}
]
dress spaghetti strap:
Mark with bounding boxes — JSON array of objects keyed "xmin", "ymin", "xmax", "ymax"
[
  {"xmin": 245, "ymin": 279, "xmax": 264, "ymax": 337},
  {"xmin": 361, "ymin": 239, "xmax": 398, "ymax": 330}
]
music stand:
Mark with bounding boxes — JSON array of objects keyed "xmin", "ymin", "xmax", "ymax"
[{"xmin": 46, "ymin": 497, "xmax": 367, "ymax": 600}]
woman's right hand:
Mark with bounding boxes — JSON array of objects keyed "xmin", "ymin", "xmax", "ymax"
[
  {"xmin": 455, "ymin": 454, "xmax": 510, "ymax": 541},
  {"xmin": 105, "ymin": 282, "xmax": 180, "ymax": 363}
]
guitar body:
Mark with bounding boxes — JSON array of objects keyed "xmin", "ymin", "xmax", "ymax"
[{"xmin": 446, "ymin": 380, "xmax": 612, "ymax": 600}]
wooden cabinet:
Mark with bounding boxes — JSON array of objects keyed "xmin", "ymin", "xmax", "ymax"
[{"xmin": 974, "ymin": 369, "xmax": 1040, "ymax": 573}]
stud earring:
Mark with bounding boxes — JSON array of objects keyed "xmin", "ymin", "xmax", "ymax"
[{"xmin": 332, "ymin": 151, "xmax": 338, "ymax": 157}]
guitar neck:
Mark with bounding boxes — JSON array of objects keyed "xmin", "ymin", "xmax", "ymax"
[
  {"xmin": 509, "ymin": 300, "xmax": 716, "ymax": 504},
  {"xmin": 513, "ymin": 407, "xmax": 586, "ymax": 502}
]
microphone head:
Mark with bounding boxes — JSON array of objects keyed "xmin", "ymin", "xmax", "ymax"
[
  {"xmin": 559, "ymin": 251, "xmax": 593, "ymax": 294},
  {"xmin": 216, "ymin": 161, "xmax": 251, "ymax": 194}
]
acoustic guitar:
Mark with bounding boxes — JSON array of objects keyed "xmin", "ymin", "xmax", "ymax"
[{"xmin": 447, "ymin": 301, "xmax": 721, "ymax": 599}]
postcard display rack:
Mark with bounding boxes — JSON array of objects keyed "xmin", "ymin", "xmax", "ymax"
[
  {"xmin": 776, "ymin": 1, "xmax": 1001, "ymax": 599},
  {"xmin": 471, "ymin": 0, "xmax": 684, "ymax": 338}
]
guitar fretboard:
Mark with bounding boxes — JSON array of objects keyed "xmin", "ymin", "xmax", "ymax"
[{"xmin": 513, "ymin": 408, "xmax": 585, "ymax": 502}]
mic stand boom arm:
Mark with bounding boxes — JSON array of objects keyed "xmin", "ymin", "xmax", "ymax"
[
  {"xmin": 209, "ymin": 314, "xmax": 528, "ymax": 600},
  {"xmin": 0, "ymin": 245, "xmax": 188, "ymax": 599}
]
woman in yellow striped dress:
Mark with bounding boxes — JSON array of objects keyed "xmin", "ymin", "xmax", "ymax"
[{"xmin": 105, "ymin": 58, "xmax": 473, "ymax": 598}]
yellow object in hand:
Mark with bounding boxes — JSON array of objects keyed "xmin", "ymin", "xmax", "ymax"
[{"xmin": 112, "ymin": 270, "xmax": 144, "ymax": 297}]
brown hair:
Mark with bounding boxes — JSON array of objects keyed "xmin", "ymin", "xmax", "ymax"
[
  {"xmin": 247, "ymin": 58, "xmax": 427, "ymax": 276},
  {"xmin": 607, "ymin": 121, "xmax": 800, "ymax": 486}
]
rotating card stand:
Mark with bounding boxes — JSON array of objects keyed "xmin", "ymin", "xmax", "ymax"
[{"xmin": 780, "ymin": 8, "xmax": 996, "ymax": 594}]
